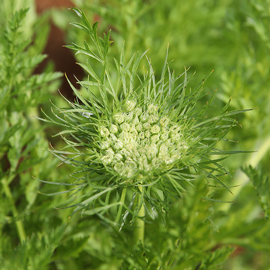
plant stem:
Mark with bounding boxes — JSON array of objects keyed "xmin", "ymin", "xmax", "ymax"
[
  {"xmin": 2, "ymin": 175, "xmax": 26, "ymax": 243},
  {"xmin": 116, "ymin": 187, "xmax": 127, "ymax": 224},
  {"xmin": 219, "ymin": 134, "xmax": 270, "ymax": 212},
  {"xmin": 134, "ymin": 185, "xmax": 145, "ymax": 245}
]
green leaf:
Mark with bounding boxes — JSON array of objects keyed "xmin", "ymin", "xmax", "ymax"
[
  {"xmin": 242, "ymin": 165, "xmax": 270, "ymax": 219},
  {"xmin": 198, "ymin": 246, "xmax": 235, "ymax": 270}
]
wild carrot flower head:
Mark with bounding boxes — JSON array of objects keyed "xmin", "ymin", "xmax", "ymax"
[{"xmin": 40, "ymin": 8, "xmax": 248, "ymax": 224}]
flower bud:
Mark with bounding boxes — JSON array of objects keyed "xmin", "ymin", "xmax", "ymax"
[
  {"xmin": 139, "ymin": 132, "xmax": 145, "ymax": 139},
  {"xmin": 133, "ymin": 115, "xmax": 140, "ymax": 125},
  {"xmin": 120, "ymin": 122, "xmax": 130, "ymax": 131},
  {"xmin": 125, "ymin": 159, "xmax": 137, "ymax": 170},
  {"xmin": 152, "ymin": 157, "xmax": 162, "ymax": 168},
  {"xmin": 114, "ymin": 139, "xmax": 123, "ymax": 150},
  {"xmin": 147, "ymin": 104, "xmax": 158, "ymax": 114},
  {"xmin": 129, "ymin": 124, "xmax": 138, "ymax": 134},
  {"xmin": 100, "ymin": 140, "xmax": 110, "ymax": 150},
  {"xmin": 98, "ymin": 103, "xmax": 188, "ymax": 178},
  {"xmin": 160, "ymin": 131, "xmax": 169, "ymax": 141},
  {"xmin": 114, "ymin": 162, "xmax": 124, "ymax": 172},
  {"xmin": 114, "ymin": 113, "xmax": 125, "ymax": 124},
  {"xmin": 163, "ymin": 157, "xmax": 174, "ymax": 165},
  {"xmin": 160, "ymin": 116, "xmax": 170, "ymax": 127},
  {"xmin": 110, "ymin": 124, "xmax": 118, "ymax": 134},
  {"xmin": 119, "ymin": 131, "xmax": 129, "ymax": 139},
  {"xmin": 140, "ymin": 112, "xmax": 148, "ymax": 123},
  {"xmin": 101, "ymin": 155, "xmax": 113, "ymax": 165},
  {"xmin": 151, "ymin": 134, "xmax": 160, "ymax": 143},
  {"xmin": 134, "ymin": 107, "xmax": 142, "ymax": 116},
  {"xmin": 125, "ymin": 112, "xmax": 134, "ymax": 122},
  {"xmin": 136, "ymin": 123, "xmax": 143, "ymax": 132},
  {"xmin": 122, "ymin": 166, "xmax": 134, "ymax": 178},
  {"xmin": 124, "ymin": 100, "xmax": 136, "ymax": 112},
  {"xmin": 145, "ymin": 130, "xmax": 151, "ymax": 138},
  {"xmin": 143, "ymin": 122, "xmax": 151, "ymax": 130},
  {"xmin": 106, "ymin": 148, "xmax": 114, "ymax": 156},
  {"xmin": 100, "ymin": 126, "xmax": 110, "ymax": 137},
  {"xmin": 151, "ymin": 124, "xmax": 160, "ymax": 134},
  {"xmin": 110, "ymin": 133, "xmax": 117, "ymax": 141},
  {"xmin": 114, "ymin": 153, "xmax": 123, "ymax": 161},
  {"xmin": 148, "ymin": 114, "xmax": 159, "ymax": 124},
  {"xmin": 146, "ymin": 144, "xmax": 158, "ymax": 160}
]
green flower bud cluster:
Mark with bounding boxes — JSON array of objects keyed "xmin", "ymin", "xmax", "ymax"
[{"xmin": 98, "ymin": 100, "xmax": 188, "ymax": 179}]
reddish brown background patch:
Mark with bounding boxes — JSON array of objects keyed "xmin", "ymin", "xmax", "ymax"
[{"xmin": 34, "ymin": 0, "xmax": 84, "ymax": 100}]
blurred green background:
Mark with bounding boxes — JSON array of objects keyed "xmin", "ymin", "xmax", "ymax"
[{"xmin": 0, "ymin": 0, "xmax": 270, "ymax": 269}]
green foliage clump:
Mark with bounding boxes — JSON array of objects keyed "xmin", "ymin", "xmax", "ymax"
[
  {"xmin": 40, "ymin": 9, "xmax": 251, "ymax": 230},
  {"xmin": 0, "ymin": 5, "xmax": 63, "ymax": 268}
]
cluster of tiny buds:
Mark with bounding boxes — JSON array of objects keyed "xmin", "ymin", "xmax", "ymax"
[{"xmin": 98, "ymin": 100, "xmax": 188, "ymax": 179}]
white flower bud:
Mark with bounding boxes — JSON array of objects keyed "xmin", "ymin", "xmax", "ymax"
[
  {"xmin": 119, "ymin": 148, "xmax": 129, "ymax": 158},
  {"xmin": 122, "ymin": 167, "xmax": 134, "ymax": 178},
  {"xmin": 145, "ymin": 130, "xmax": 151, "ymax": 138},
  {"xmin": 160, "ymin": 116, "xmax": 170, "ymax": 127},
  {"xmin": 119, "ymin": 131, "xmax": 129, "ymax": 139},
  {"xmin": 139, "ymin": 156, "xmax": 149, "ymax": 172},
  {"xmin": 101, "ymin": 155, "xmax": 113, "ymax": 165},
  {"xmin": 129, "ymin": 124, "xmax": 138, "ymax": 134},
  {"xmin": 139, "ymin": 132, "xmax": 145, "ymax": 140},
  {"xmin": 106, "ymin": 148, "xmax": 114, "ymax": 156},
  {"xmin": 148, "ymin": 114, "xmax": 159, "ymax": 124},
  {"xmin": 125, "ymin": 112, "xmax": 134, "ymax": 122},
  {"xmin": 140, "ymin": 112, "xmax": 148, "ymax": 123},
  {"xmin": 163, "ymin": 157, "xmax": 174, "ymax": 165},
  {"xmin": 159, "ymin": 143, "xmax": 168, "ymax": 155},
  {"xmin": 151, "ymin": 134, "xmax": 160, "ymax": 143},
  {"xmin": 136, "ymin": 123, "xmax": 143, "ymax": 132},
  {"xmin": 124, "ymin": 100, "xmax": 136, "ymax": 112},
  {"xmin": 100, "ymin": 126, "xmax": 110, "ymax": 137},
  {"xmin": 100, "ymin": 140, "xmax": 110, "ymax": 150},
  {"xmin": 151, "ymin": 124, "xmax": 160, "ymax": 134},
  {"xmin": 125, "ymin": 140, "xmax": 136, "ymax": 151},
  {"xmin": 110, "ymin": 133, "xmax": 117, "ymax": 141},
  {"xmin": 125, "ymin": 160, "xmax": 137, "ymax": 170},
  {"xmin": 170, "ymin": 131, "xmax": 179, "ymax": 142},
  {"xmin": 165, "ymin": 138, "xmax": 172, "ymax": 145},
  {"xmin": 147, "ymin": 104, "xmax": 158, "ymax": 114},
  {"xmin": 160, "ymin": 131, "xmax": 169, "ymax": 141},
  {"xmin": 110, "ymin": 124, "xmax": 118, "ymax": 134},
  {"xmin": 114, "ymin": 153, "xmax": 123, "ymax": 161},
  {"xmin": 133, "ymin": 115, "xmax": 140, "ymax": 125},
  {"xmin": 134, "ymin": 107, "xmax": 142, "ymax": 116},
  {"xmin": 120, "ymin": 122, "xmax": 130, "ymax": 131},
  {"xmin": 114, "ymin": 139, "xmax": 123, "ymax": 150},
  {"xmin": 114, "ymin": 113, "xmax": 125, "ymax": 124},
  {"xmin": 146, "ymin": 144, "xmax": 158, "ymax": 160},
  {"xmin": 143, "ymin": 122, "xmax": 151, "ymax": 130},
  {"xmin": 114, "ymin": 162, "xmax": 124, "ymax": 172}
]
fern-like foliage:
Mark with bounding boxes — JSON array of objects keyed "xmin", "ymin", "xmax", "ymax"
[
  {"xmin": 0, "ymin": 225, "xmax": 65, "ymax": 270},
  {"xmin": 0, "ymin": 8, "xmax": 62, "ymax": 246},
  {"xmin": 242, "ymin": 165, "xmax": 270, "ymax": 219}
]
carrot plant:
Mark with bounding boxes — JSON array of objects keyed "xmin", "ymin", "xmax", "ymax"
[{"xmin": 1, "ymin": 1, "xmax": 270, "ymax": 269}]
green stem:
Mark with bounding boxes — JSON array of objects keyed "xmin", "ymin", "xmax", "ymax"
[
  {"xmin": 2, "ymin": 176, "xmax": 26, "ymax": 243},
  {"xmin": 124, "ymin": 2, "xmax": 137, "ymax": 60},
  {"xmin": 115, "ymin": 187, "xmax": 127, "ymax": 224},
  {"xmin": 219, "ymin": 135, "xmax": 270, "ymax": 212},
  {"xmin": 134, "ymin": 185, "xmax": 145, "ymax": 245}
]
